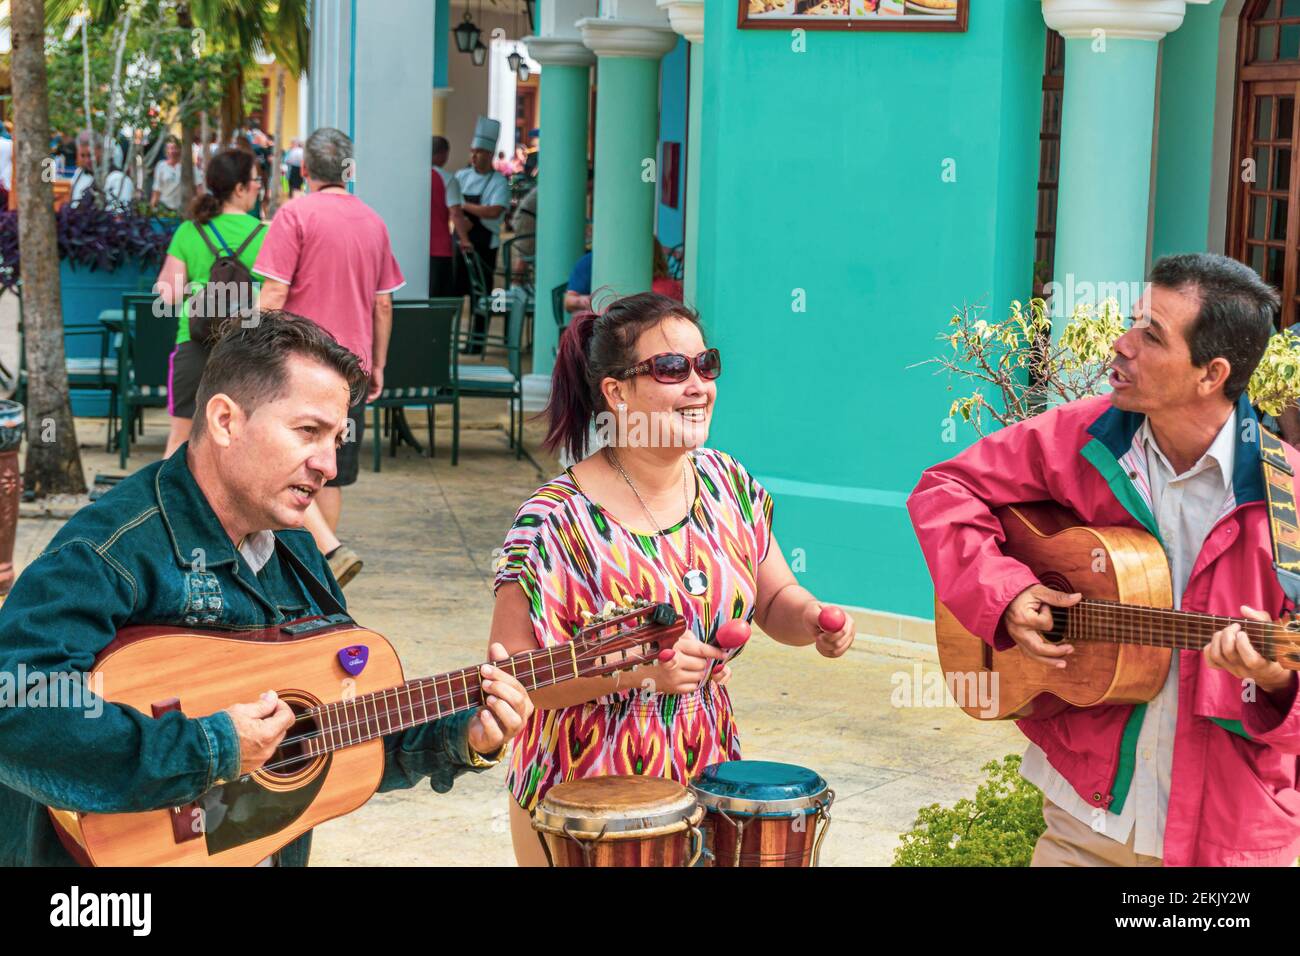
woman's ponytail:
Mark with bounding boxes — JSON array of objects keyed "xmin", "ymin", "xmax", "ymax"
[
  {"xmin": 187, "ymin": 191, "xmax": 221, "ymax": 226},
  {"xmin": 543, "ymin": 311, "xmax": 599, "ymax": 462}
]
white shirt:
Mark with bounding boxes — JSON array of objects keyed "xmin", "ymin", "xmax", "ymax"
[
  {"xmin": 238, "ymin": 530, "xmax": 276, "ymax": 574},
  {"xmin": 453, "ymin": 167, "xmax": 509, "ymax": 248},
  {"xmin": 1020, "ymin": 408, "xmax": 1237, "ymax": 859},
  {"xmin": 153, "ymin": 160, "xmax": 182, "ymax": 211},
  {"xmin": 71, "ymin": 168, "xmax": 135, "ymax": 209}
]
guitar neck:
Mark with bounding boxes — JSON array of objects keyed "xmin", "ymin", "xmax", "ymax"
[
  {"xmin": 303, "ymin": 643, "xmax": 580, "ymax": 758},
  {"xmin": 1050, "ymin": 599, "xmax": 1294, "ymax": 662}
]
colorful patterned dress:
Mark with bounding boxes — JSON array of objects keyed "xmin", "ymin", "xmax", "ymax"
[{"xmin": 494, "ymin": 447, "xmax": 775, "ymax": 811}]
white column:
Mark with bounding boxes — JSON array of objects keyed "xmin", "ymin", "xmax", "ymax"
[{"xmin": 1042, "ymin": 0, "xmax": 1212, "ymax": 41}]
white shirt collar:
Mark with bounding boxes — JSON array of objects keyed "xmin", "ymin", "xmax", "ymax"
[
  {"xmin": 1138, "ymin": 407, "xmax": 1236, "ymax": 489},
  {"xmin": 238, "ymin": 530, "xmax": 276, "ymax": 575}
]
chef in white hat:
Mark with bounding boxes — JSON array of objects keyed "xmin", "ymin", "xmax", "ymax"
[{"xmin": 454, "ymin": 116, "xmax": 512, "ymax": 354}]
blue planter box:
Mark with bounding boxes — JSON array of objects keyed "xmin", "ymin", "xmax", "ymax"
[{"xmin": 59, "ymin": 259, "xmax": 157, "ymax": 418}]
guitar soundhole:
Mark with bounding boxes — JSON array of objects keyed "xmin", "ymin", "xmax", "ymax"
[
  {"xmin": 258, "ymin": 690, "xmax": 325, "ymax": 785},
  {"xmin": 1037, "ymin": 572, "xmax": 1073, "ymax": 643},
  {"xmin": 1038, "ymin": 571, "xmax": 1072, "ymax": 594}
]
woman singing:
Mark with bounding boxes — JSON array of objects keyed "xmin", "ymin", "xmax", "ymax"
[{"xmin": 490, "ymin": 292, "xmax": 855, "ymax": 866}]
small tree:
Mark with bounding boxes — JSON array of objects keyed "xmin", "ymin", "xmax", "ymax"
[
  {"xmin": 920, "ymin": 296, "xmax": 1300, "ymax": 435},
  {"xmin": 45, "ymin": 2, "xmax": 240, "ymax": 205},
  {"xmin": 893, "ymin": 755, "xmax": 1045, "ymax": 867}
]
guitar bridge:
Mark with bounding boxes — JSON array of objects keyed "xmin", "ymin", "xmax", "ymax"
[{"xmin": 151, "ymin": 697, "xmax": 204, "ymax": 845}]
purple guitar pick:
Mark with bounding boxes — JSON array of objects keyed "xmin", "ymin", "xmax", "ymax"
[{"xmin": 338, "ymin": 645, "xmax": 369, "ymax": 676}]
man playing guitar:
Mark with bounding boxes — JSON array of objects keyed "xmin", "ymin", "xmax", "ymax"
[
  {"xmin": 0, "ymin": 313, "xmax": 533, "ymax": 866},
  {"xmin": 909, "ymin": 254, "xmax": 1300, "ymax": 866}
]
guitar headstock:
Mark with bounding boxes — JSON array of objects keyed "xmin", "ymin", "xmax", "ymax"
[{"xmin": 571, "ymin": 598, "xmax": 686, "ymax": 680}]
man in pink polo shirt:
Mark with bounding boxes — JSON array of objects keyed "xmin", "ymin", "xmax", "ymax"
[{"xmin": 255, "ymin": 127, "xmax": 405, "ymax": 587}]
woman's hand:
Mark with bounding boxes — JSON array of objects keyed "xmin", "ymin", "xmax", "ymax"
[
  {"xmin": 804, "ymin": 602, "xmax": 855, "ymax": 658},
  {"xmin": 632, "ymin": 637, "xmax": 727, "ymax": 695}
]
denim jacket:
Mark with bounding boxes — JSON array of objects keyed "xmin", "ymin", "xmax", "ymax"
[{"xmin": 0, "ymin": 445, "xmax": 493, "ymax": 866}]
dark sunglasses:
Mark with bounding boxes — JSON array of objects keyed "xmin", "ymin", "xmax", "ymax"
[{"xmin": 619, "ymin": 349, "xmax": 722, "ymax": 384}]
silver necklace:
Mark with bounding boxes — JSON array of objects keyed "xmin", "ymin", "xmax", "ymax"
[{"xmin": 605, "ymin": 448, "xmax": 709, "ymax": 597}]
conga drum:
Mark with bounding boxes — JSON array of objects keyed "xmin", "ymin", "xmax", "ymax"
[
  {"xmin": 532, "ymin": 776, "xmax": 704, "ymax": 867},
  {"xmin": 691, "ymin": 760, "xmax": 834, "ymax": 867}
]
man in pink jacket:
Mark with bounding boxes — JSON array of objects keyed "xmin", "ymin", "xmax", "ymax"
[{"xmin": 909, "ymin": 253, "xmax": 1300, "ymax": 866}]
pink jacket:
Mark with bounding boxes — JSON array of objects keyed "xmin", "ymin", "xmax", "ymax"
[{"xmin": 908, "ymin": 394, "xmax": 1300, "ymax": 866}]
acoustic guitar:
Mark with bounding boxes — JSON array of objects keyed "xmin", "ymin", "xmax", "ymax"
[
  {"xmin": 934, "ymin": 502, "xmax": 1300, "ymax": 720},
  {"xmin": 48, "ymin": 599, "xmax": 688, "ymax": 866}
]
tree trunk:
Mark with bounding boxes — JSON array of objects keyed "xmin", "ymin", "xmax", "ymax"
[
  {"xmin": 199, "ymin": 107, "xmax": 208, "ymax": 173},
  {"xmin": 219, "ymin": 64, "xmax": 244, "ymax": 147},
  {"xmin": 177, "ymin": 3, "xmax": 197, "ymax": 210},
  {"xmin": 268, "ymin": 65, "xmax": 286, "ymax": 216},
  {"xmin": 11, "ymin": 0, "xmax": 86, "ymax": 497}
]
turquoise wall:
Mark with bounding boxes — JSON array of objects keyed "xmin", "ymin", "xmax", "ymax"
[
  {"xmin": 657, "ymin": 36, "xmax": 688, "ymax": 250},
  {"xmin": 696, "ymin": 0, "xmax": 1046, "ymax": 619},
  {"xmin": 1151, "ymin": 0, "xmax": 1228, "ymax": 261},
  {"xmin": 433, "ymin": 0, "xmax": 450, "ymax": 90}
]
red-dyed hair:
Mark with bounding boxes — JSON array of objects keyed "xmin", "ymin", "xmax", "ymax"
[{"xmin": 543, "ymin": 291, "xmax": 704, "ymax": 462}]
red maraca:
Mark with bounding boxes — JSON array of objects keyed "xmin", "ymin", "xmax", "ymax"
[
  {"xmin": 715, "ymin": 619, "xmax": 751, "ymax": 650},
  {"xmin": 818, "ymin": 605, "xmax": 846, "ymax": 634}
]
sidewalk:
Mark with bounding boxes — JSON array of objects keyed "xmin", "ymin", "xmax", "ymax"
[{"xmin": 12, "ymin": 402, "xmax": 1023, "ymax": 866}]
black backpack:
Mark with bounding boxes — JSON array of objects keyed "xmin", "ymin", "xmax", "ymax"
[{"xmin": 187, "ymin": 220, "xmax": 264, "ymax": 347}]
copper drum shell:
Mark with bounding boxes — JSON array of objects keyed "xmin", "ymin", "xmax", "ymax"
[
  {"xmin": 532, "ymin": 775, "xmax": 705, "ymax": 867},
  {"xmin": 695, "ymin": 789, "xmax": 834, "ymax": 868}
]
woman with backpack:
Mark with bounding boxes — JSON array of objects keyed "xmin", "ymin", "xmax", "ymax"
[{"xmin": 154, "ymin": 149, "xmax": 266, "ymax": 457}]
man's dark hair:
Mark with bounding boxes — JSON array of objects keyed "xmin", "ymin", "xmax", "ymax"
[
  {"xmin": 190, "ymin": 312, "xmax": 367, "ymax": 440},
  {"xmin": 432, "ymin": 135, "xmax": 450, "ymax": 160},
  {"xmin": 1149, "ymin": 253, "xmax": 1280, "ymax": 402}
]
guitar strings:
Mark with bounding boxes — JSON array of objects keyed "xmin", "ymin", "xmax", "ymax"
[
  {"xmin": 278, "ymin": 643, "xmax": 628, "ymax": 747},
  {"xmin": 255, "ymin": 652, "xmax": 643, "ymax": 775},
  {"xmin": 1045, "ymin": 600, "xmax": 1298, "ymax": 655},
  {"xmin": 1058, "ymin": 598, "xmax": 1295, "ymax": 641},
  {"xmin": 254, "ymin": 641, "xmax": 662, "ymax": 773}
]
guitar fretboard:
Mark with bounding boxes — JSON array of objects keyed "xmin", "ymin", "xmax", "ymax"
[
  {"xmin": 1048, "ymin": 598, "xmax": 1300, "ymax": 664},
  {"xmin": 302, "ymin": 643, "xmax": 581, "ymax": 757}
]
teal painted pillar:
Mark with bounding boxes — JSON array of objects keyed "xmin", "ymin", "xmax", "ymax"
[
  {"xmin": 657, "ymin": 1, "xmax": 705, "ymax": 306},
  {"xmin": 684, "ymin": 40, "xmax": 703, "ymax": 306},
  {"xmin": 527, "ymin": 38, "xmax": 595, "ymax": 377},
  {"xmin": 581, "ymin": 18, "xmax": 678, "ymax": 308},
  {"xmin": 1052, "ymin": 37, "xmax": 1158, "ymax": 318}
]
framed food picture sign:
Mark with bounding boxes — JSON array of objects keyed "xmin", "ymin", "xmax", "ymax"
[{"xmin": 739, "ymin": 0, "xmax": 968, "ymax": 31}]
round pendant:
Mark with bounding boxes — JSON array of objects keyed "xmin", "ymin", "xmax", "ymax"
[{"xmin": 683, "ymin": 568, "xmax": 709, "ymax": 596}]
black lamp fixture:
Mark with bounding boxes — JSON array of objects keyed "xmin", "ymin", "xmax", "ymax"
[
  {"xmin": 471, "ymin": 39, "xmax": 488, "ymax": 67},
  {"xmin": 518, "ymin": 61, "xmax": 530, "ymax": 82},
  {"xmin": 454, "ymin": 11, "xmax": 480, "ymax": 54},
  {"xmin": 507, "ymin": 49, "xmax": 523, "ymax": 73}
]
